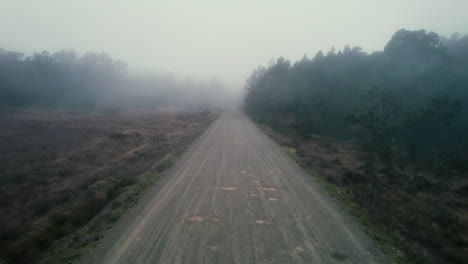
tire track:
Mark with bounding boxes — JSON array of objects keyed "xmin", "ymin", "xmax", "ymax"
[{"xmin": 79, "ymin": 111, "xmax": 392, "ymax": 264}]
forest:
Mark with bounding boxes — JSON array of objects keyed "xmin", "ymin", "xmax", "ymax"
[
  {"xmin": 0, "ymin": 49, "xmax": 237, "ymax": 109},
  {"xmin": 245, "ymin": 29, "xmax": 468, "ymax": 170},
  {"xmin": 244, "ymin": 29, "xmax": 468, "ymax": 263}
]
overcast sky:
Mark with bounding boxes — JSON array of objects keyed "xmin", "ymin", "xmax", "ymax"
[{"xmin": 1, "ymin": 0, "xmax": 467, "ymax": 88}]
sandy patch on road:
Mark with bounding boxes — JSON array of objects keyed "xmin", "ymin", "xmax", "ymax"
[
  {"xmin": 222, "ymin": 187, "xmax": 238, "ymax": 191},
  {"xmin": 257, "ymin": 187, "xmax": 280, "ymax": 192},
  {"xmin": 186, "ymin": 215, "xmax": 205, "ymax": 222},
  {"xmin": 294, "ymin": 246, "xmax": 304, "ymax": 253}
]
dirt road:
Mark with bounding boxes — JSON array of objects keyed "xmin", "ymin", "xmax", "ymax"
[{"xmin": 80, "ymin": 112, "xmax": 390, "ymax": 264}]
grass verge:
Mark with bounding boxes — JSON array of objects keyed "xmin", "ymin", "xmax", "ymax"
[
  {"xmin": 38, "ymin": 150, "xmax": 186, "ymax": 264},
  {"xmin": 271, "ymin": 139, "xmax": 413, "ymax": 264},
  {"xmin": 33, "ymin": 113, "xmax": 217, "ymax": 264}
]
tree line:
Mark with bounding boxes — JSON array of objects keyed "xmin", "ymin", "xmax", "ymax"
[
  {"xmin": 244, "ymin": 29, "xmax": 468, "ymax": 172},
  {"xmin": 244, "ymin": 28, "xmax": 468, "ymax": 263},
  {"xmin": 0, "ymin": 49, "xmax": 127, "ymax": 108},
  {"xmin": 0, "ymin": 49, "xmax": 236, "ymax": 109}
]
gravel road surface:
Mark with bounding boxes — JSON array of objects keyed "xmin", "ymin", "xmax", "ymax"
[{"xmin": 79, "ymin": 112, "xmax": 390, "ymax": 264}]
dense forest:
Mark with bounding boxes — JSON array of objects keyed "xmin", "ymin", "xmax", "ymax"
[
  {"xmin": 244, "ymin": 29, "xmax": 468, "ymax": 263},
  {"xmin": 0, "ymin": 49, "xmax": 237, "ymax": 109},
  {"xmin": 245, "ymin": 29, "xmax": 468, "ymax": 170}
]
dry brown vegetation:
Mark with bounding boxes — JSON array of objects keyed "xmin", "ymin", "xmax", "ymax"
[
  {"xmin": 261, "ymin": 125, "xmax": 468, "ymax": 264},
  {"xmin": 0, "ymin": 108, "xmax": 217, "ymax": 263}
]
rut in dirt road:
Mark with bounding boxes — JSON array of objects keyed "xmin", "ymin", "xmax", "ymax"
[{"xmin": 80, "ymin": 112, "xmax": 391, "ymax": 264}]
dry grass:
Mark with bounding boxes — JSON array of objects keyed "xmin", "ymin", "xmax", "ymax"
[
  {"xmin": 0, "ymin": 108, "xmax": 217, "ymax": 264},
  {"xmin": 260, "ymin": 125, "xmax": 468, "ymax": 264}
]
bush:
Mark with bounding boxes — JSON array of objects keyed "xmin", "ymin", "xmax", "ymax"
[
  {"xmin": 105, "ymin": 177, "xmax": 136, "ymax": 200},
  {"xmin": 50, "ymin": 212, "xmax": 68, "ymax": 227},
  {"xmin": 70, "ymin": 197, "xmax": 106, "ymax": 226},
  {"xmin": 109, "ymin": 133, "xmax": 127, "ymax": 140}
]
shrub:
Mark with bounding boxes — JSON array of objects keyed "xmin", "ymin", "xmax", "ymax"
[{"xmin": 70, "ymin": 197, "xmax": 106, "ymax": 226}]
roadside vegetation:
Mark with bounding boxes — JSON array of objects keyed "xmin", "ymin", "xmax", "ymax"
[
  {"xmin": 244, "ymin": 29, "xmax": 468, "ymax": 264},
  {"xmin": 0, "ymin": 108, "xmax": 217, "ymax": 264},
  {"xmin": 0, "ymin": 45, "xmax": 226, "ymax": 263}
]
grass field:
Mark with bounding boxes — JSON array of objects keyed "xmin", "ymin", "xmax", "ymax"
[{"xmin": 0, "ymin": 107, "xmax": 217, "ymax": 263}]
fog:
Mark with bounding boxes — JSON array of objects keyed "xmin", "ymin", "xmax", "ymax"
[
  {"xmin": 2, "ymin": 0, "xmax": 467, "ymax": 90},
  {"xmin": 2, "ymin": 2, "xmax": 468, "ymax": 263}
]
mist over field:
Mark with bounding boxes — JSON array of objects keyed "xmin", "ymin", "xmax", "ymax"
[
  {"xmin": 1, "ymin": 1, "xmax": 468, "ymax": 264},
  {"xmin": 2, "ymin": 0, "xmax": 468, "ymax": 109},
  {"xmin": 0, "ymin": 49, "xmax": 241, "ymax": 109}
]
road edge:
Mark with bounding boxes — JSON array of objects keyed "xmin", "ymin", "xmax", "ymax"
[
  {"xmin": 247, "ymin": 115, "xmax": 403, "ymax": 264},
  {"xmin": 39, "ymin": 112, "xmax": 220, "ymax": 264}
]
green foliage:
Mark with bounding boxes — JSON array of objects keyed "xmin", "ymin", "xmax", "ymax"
[
  {"xmin": 346, "ymin": 87, "xmax": 403, "ymax": 204},
  {"xmin": 244, "ymin": 27, "xmax": 468, "ymax": 264},
  {"xmin": 347, "ymin": 86, "xmax": 402, "ymax": 145},
  {"xmin": 244, "ymin": 28, "xmax": 468, "ymax": 171},
  {"xmin": 347, "ymin": 87, "xmax": 461, "ymax": 201},
  {"xmin": 403, "ymin": 95, "xmax": 462, "ymax": 161}
]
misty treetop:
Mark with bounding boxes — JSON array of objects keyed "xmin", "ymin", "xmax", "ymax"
[
  {"xmin": 244, "ymin": 30, "xmax": 468, "ymax": 263},
  {"xmin": 244, "ymin": 28, "xmax": 468, "ymax": 170},
  {"xmin": 0, "ymin": 49, "xmax": 127, "ymax": 107},
  {"xmin": 0, "ymin": 49, "xmax": 235, "ymax": 109}
]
